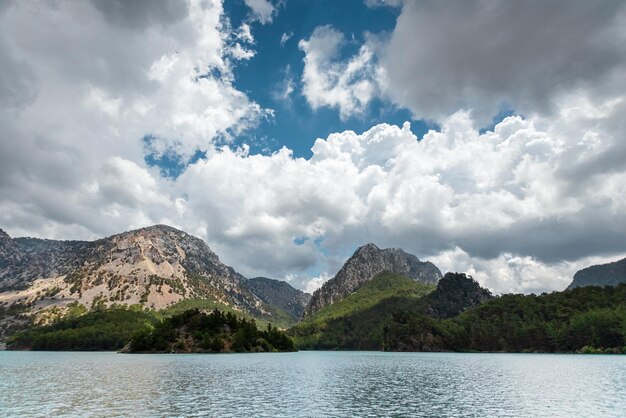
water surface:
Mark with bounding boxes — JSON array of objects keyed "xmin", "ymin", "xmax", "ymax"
[{"xmin": 1, "ymin": 351, "xmax": 624, "ymax": 417}]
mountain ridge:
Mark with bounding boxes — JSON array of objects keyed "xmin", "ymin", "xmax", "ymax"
[
  {"xmin": 0, "ymin": 224, "xmax": 302, "ymax": 334},
  {"xmin": 567, "ymin": 257, "xmax": 626, "ymax": 289},
  {"xmin": 303, "ymin": 243, "xmax": 442, "ymax": 317}
]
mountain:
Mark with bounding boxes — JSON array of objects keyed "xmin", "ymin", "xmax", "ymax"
[
  {"xmin": 0, "ymin": 225, "xmax": 300, "ymax": 334},
  {"xmin": 303, "ymin": 243, "xmax": 442, "ymax": 317},
  {"xmin": 567, "ymin": 257, "xmax": 626, "ymax": 289},
  {"xmin": 243, "ymin": 277, "xmax": 311, "ymax": 318},
  {"xmin": 293, "ymin": 271, "xmax": 493, "ymax": 350},
  {"xmin": 292, "ymin": 272, "xmax": 436, "ymax": 349}
]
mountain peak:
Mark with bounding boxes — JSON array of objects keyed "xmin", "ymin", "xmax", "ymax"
[
  {"xmin": 356, "ymin": 243, "xmax": 380, "ymax": 253},
  {"xmin": 303, "ymin": 244, "xmax": 442, "ymax": 317}
]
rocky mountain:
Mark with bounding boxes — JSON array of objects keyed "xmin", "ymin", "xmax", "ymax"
[
  {"xmin": 243, "ymin": 277, "xmax": 311, "ymax": 318},
  {"xmin": 419, "ymin": 272, "xmax": 493, "ymax": 318},
  {"xmin": 0, "ymin": 225, "xmax": 295, "ymax": 331},
  {"xmin": 567, "ymin": 257, "xmax": 626, "ymax": 289},
  {"xmin": 303, "ymin": 243, "xmax": 442, "ymax": 317}
]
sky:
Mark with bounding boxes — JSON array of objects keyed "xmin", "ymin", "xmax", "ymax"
[{"xmin": 1, "ymin": 0, "xmax": 626, "ymax": 294}]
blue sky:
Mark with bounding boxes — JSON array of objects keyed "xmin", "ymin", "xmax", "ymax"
[{"xmin": 222, "ymin": 0, "xmax": 426, "ymax": 158}]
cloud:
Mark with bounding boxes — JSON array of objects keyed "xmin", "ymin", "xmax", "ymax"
[
  {"xmin": 272, "ymin": 65, "xmax": 295, "ymax": 103},
  {"xmin": 172, "ymin": 96, "xmax": 626, "ymax": 292},
  {"xmin": 280, "ymin": 31, "xmax": 292, "ymax": 47},
  {"xmin": 90, "ymin": 0, "xmax": 189, "ymax": 29},
  {"xmin": 298, "ymin": 25, "xmax": 384, "ymax": 120},
  {"xmin": 0, "ymin": 0, "xmax": 267, "ymax": 235},
  {"xmin": 381, "ymin": 0, "xmax": 626, "ymax": 123},
  {"xmin": 2, "ymin": 0, "xmax": 626, "ymax": 295},
  {"xmin": 304, "ymin": 272, "xmax": 331, "ymax": 294},
  {"xmin": 244, "ymin": 0, "xmax": 276, "ymax": 24}
]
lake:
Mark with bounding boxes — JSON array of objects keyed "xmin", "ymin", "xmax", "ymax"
[{"xmin": 0, "ymin": 351, "xmax": 624, "ymax": 417}]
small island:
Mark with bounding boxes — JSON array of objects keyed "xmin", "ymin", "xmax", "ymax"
[{"xmin": 123, "ymin": 308, "xmax": 296, "ymax": 353}]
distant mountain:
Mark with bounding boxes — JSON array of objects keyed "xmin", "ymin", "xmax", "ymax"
[
  {"xmin": 243, "ymin": 277, "xmax": 311, "ymax": 319},
  {"xmin": 303, "ymin": 243, "xmax": 442, "ymax": 317},
  {"xmin": 567, "ymin": 258, "xmax": 626, "ymax": 290},
  {"xmin": 0, "ymin": 225, "xmax": 298, "ymax": 334}
]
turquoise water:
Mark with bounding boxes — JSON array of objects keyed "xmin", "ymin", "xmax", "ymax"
[{"xmin": 0, "ymin": 351, "xmax": 624, "ymax": 417}]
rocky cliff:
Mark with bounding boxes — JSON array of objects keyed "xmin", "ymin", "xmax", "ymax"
[
  {"xmin": 243, "ymin": 277, "xmax": 311, "ymax": 318},
  {"xmin": 567, "ymin": 257, "xmax": 626, "ymax": 289},
  {"xmin": 303, "ymin": 243, "xmax": 442, "ymax": 317},
  {"xmin": 0, "ymin": 225, "xmax": 288, "ymax": 329}
]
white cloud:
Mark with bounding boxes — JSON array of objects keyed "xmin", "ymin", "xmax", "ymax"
[
  {"xmin": 0, "ymin": 0, "xmax": 268, "ymax": 234},
  {"xmin": 244, "ymin": 0, "xmax": 275, "ymax": 25},
  {"xmin": 170, "ymin": 96, "xmax": 626, "ymax": 292},
  {"xmin": 298, "ymin": 25, "xmax": 383, "ymax": 120},
  {"xmin": 236, "ymin": 23, "xmax": 254, "ymax": 43},
  {"xmin": 304, "ymin": 272, "xmax": 331, "ymax": 294},
  {"xmin": 280, "ymin": 31, "xmax": 292, "ymax": 47},
  {"xmin": 230, "ymin": 43, "xmax": 256, "ymax": 60}
]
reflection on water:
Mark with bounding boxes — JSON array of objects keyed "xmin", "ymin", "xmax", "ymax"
[{"xmin": 0, "ymin": 351, "xmax": 624, "ymax": 417}]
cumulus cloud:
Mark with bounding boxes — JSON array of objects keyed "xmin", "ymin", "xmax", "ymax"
[
  {"xmin": 298, "ymin": 25, "xmax": 384, "ymax": 119},
  {"xmin": 382, "ymin": 0, "xmax": 626, "ymax": 123},
  {"xmin": 162, "ymin": 95, "xmax": 625, "ymax": 293},
  {"xmin": 0, "ymin": 0, "xmax": 267, "ymax": 235}
]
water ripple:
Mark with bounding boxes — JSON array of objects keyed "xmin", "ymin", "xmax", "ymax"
[{"xmin": 1, "ymin": 351, "xmax": 624, "ymax": 417}]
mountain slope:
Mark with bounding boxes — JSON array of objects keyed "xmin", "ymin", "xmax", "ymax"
[
  {"xmin": 293, "ymin": 272, "xmax": 491, "ymax": 350},
  {"xmin": 303, "ymin": 243, "xmax": 442, "ymax": 317},
  {"xmin": 567, "ymin": 257, "xmax": 626, "ymax": 289},
  {"xmin": 243, "ymin": 277, "xmax": 311, "ymax": 319},
  {"xmin": 0, "ymin": 225, "xmax": 295, "ymax": 333},
  {"xmin": 292, "ymin": 272, "xmax": 436, "ymax": 349}
]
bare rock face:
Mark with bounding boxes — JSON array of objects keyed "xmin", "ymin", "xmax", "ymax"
[
  {"xmin": 0, "ymin": 229, "xmax": 28, "ymax": 288},
  {"xmin": 244, "ymin": 277, "xmax": 311, "ymax": 318},
  {"xmin": 0, "ymin": 225, "xmax": 269, "ymax": 324},
  {"xmin": 303, "ymin": 243, "xmax": 442, "ymax": 318}
]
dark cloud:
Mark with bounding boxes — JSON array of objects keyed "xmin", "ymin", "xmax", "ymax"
[
  {"xmin": 90, "ymin": 0, "xmax": 189, "ymax": 29},
  {"xmin": 383, "ymin": 0, "xmax": 626, "ymax": 122},
  {"xmin": 458, "ymin": 210, "xmax": 626, "ymax": 263}
]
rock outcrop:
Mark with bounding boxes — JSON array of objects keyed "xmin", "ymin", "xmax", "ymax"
[
  {"xmin": 243, "ymin": 277, "xmax": 311, "ymax": 319},
  {"xmin": 303, "ymin": 243, "xmax": 442, "ymax": 317},
  {"xmin": 567, "ymin": 257, "xmax": 626, "ymax": 290},
  {"xmin": 420, "ymin": 272, "xmax": 493, "ymax": 318}
]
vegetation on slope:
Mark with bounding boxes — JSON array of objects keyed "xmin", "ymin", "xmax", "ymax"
[
  {"xmin": 384, "ymin": 284, "xmax": 626, "ymax": 353},
  {"xmin": 164, "ymin": 297, "xmax": 297, "ymax": 329},
  {"xmin": 126, "ymin": 308, "xmax": 295, "ymax": 353},
  {"xmin": 291, "ymin": 272, "xmax": 435, "ymax": 349},
  {"xmin": 6, "ymin": 297, "xmax": 296, "ymax": 351},
  {"xmin": 7, "ymin": 305, "xmax": 158, "ymax": 351}
]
